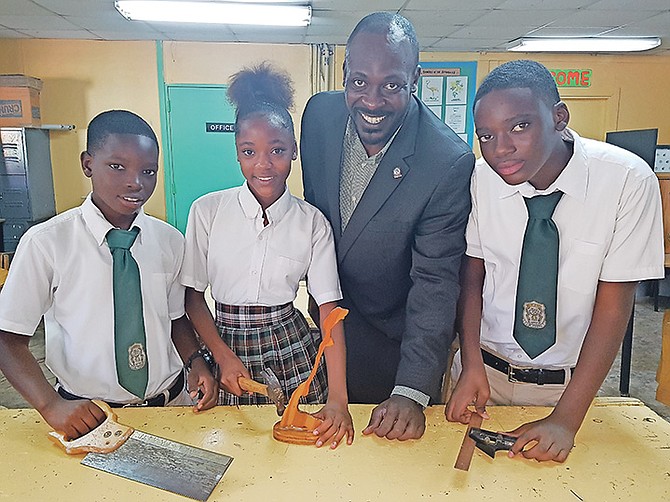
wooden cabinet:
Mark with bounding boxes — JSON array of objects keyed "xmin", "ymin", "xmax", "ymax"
[{"xmin": 657, "ymin": 175, "xmax": 670, "ymax": 254}]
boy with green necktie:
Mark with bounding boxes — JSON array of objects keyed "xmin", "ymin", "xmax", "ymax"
[
  {"xmin": 0, "ymin": 110, "xmax": 217, "ymax": 440},
  {"xmin": 446, "ymin": 60, "xmax": 664, "ymax": 462}
]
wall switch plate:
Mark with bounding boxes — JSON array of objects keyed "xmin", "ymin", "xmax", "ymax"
[{"xmin": 656, "ymin": 146, "xmax": 670, "ymax": 173}]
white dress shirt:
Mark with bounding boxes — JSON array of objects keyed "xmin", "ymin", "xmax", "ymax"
[
  {"xmin": 0, "ymin": 195, "xmax": 186, "ymax": 402},
  {"xmin": 467, "ymin": 129, "xmax": 664, "ymax": 368},
  {"xmin": 181, "ymin": 183, "xmax": 342, "ymax": 307}
]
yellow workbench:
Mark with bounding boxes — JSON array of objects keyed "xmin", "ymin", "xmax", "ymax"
[{"xmin": 1, "ymin": 399, "xmax": 668, "ymax": 501}]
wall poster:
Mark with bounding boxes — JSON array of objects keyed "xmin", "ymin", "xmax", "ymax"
[{"xmin": 417, "ymin": 61, "xmax": 477, "ymax": 147}]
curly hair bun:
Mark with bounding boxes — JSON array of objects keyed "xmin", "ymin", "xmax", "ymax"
[{"xmin": 227, "ymin": 62, "xmax": 294, "ymax": 112}]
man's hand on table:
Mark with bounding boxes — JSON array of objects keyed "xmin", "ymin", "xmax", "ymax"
[{"xmin": 362, "ymin": 395, "xmax": 426, "ymax": 440}]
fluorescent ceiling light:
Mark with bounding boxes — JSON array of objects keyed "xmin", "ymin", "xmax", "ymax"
[
  {"xmin": 507, "ymin": 37, "xmax": 661, "ymax": 53},
  {"xmin": 114, "ymin": 1, "xmax": 312, "ymax": 27}
]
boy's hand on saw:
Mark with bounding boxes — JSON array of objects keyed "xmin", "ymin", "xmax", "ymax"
[{"xmin": 42, "ymin": 397, "xmax": 107, "ymax": 440}]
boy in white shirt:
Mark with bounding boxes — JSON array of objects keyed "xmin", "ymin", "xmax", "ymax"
[
  {"xmin": 0, "ymin": 110, "xmax": 217, "ymax": 440},
  {"xmin": 445, "ymin": 60, "xmax": 664, "ymax": 462}
]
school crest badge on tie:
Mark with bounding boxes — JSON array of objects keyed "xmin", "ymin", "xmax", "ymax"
[
  {"xmin": 522, "ymin": 301, "xmax": 546, "ymax": 329},
  {"xmin": 128, "ymin": 342, "xmax": 147, "ymax": 371}
]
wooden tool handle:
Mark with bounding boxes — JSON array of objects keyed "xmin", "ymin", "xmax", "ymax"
[
  {"xmin": 454, "ymin": 413, "xmax": 484, "ymax": 471},
  {"xmin": 48, "ymin": 400, "xmax": 133, "ymax": 455},
  {"xmin": 238, "ymin": 377, "xmax": 268, "ymax": 396}
]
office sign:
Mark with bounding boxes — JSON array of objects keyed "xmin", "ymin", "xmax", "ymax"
[{"xmin": 206, "ymin": 122, "xmax": 235, "ymax": 133}]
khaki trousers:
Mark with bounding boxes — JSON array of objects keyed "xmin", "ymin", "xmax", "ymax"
[{"xmin": 449, "ymin": 349, "xmax": 570, "ymax": 407}]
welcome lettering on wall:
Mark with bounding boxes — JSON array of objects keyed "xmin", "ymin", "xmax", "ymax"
[{"xmin": 549, "ymin": 69, "xmax": 592, "ymax": 87}]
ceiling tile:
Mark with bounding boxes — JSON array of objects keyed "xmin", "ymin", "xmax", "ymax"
[
  {"xmin": 403, "ymin": 10, "xmax": 489, "ymax": 37},
  {"xmin": 496, "ymin": 0, "xmax": 596, "ymax": 9},
  {"xmin": 429, "ymin": 37, "xmax": 509, "ymax": 51},
  {"xmin": 589, "ymin": 0, "xmax": 670, "ymax": 10},
  {"xmin": 0, "ymin": 1, "xmax": 667, "ymax": 53},
  {"xmin": 631, "ymin": 11, "xmax": 670, "ymax": 29},
  {"xmin": 19, "ymin": 29, "xmax": 100, "ymax": 39},
  {"xmin": 470, "ymin": 9, "xmax": 566, "ymax": 27},
  {"xmin": 448, "ymin": 25, "xmax": 535, "ymax": 41},
  {"xmin": 0, "ymin": 28, "xmax": 30, "ymax": 38},
  {"xmin": 530, "ymin": 26, "xmax": 624, "ymax": 37},
  {"xmin": 312, "ymin": 0, "xmax": 405, "ymax": 10},
  {"xmin": 404, "ymin": 0, "xmax": 505, "ymax": 9},
  {"xmin": 551, "ymin": 10, "xmax": 662, "ymax": 28},
  {"xmin": 0, "ymin": 0, "xmax": 51, "ymax": 16},
  {"xmin": 0, "ymin": 14, "xmax": 81, "ymax": 30},
  {"xmin": 32, "ymin": 0, "xmax": 117, "ymax": 16}
]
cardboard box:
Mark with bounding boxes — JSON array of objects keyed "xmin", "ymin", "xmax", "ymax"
[{"xmin": 0, "ymin": 75, "xmax": 43, "ymax": 127}]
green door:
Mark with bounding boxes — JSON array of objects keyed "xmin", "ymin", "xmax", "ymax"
[{"xmin": 164, "ymin": 85, "xmax": 243, "ymax": 233}]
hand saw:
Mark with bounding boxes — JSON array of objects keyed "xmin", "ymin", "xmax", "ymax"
[{"xmin": 49, "ymin": 400, "xmax": 233, "ymax": 501}]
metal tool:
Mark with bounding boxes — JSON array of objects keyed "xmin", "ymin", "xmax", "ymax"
[
  {"xmin": 469, "ymin": 427, "xmax": 517, "ymax": 458},
  {"xmin": 453, "ymin": 413, "xmax": 483, "ymax": 471},
  {"xmin": 49, "ymin": 400, "xmax": 233, "ymax": 501},
  {"xmin": 238, "ymin": 367, "xmax": 287, "ymax": 416}
]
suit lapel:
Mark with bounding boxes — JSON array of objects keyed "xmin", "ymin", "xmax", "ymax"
[
  {"xmin": 337, "ymin": 98, "xmax": 420, "ymax": 261},
  {"xmin": 323, "ymin": 97, "xmax": 349, "ymax": 241}
]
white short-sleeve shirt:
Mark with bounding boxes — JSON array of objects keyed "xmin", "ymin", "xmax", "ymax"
[
  {"xmin": 467, "ymin": 129, "xmax": 665, "ymax": 368},
  {"xmin": 181, "ymin": 183, "xmax": 342, "ymax": 307},
  {"xmin": 0, "ymin": 195, "xmax": 186, "ymax": 402}
]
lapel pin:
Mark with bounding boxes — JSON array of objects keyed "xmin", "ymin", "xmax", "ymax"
[{"xmin": 393, "ymin": 167, "xmax": 403, "ymax": 179}]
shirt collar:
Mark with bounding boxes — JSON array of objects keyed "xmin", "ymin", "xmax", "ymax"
[
  {"xmin": 238, "ymin": 181, "xmax": 291, "ymax": 224},
  {"xmin": 81, "ymin": 194, "xmax": 147, "ymax": 246},
  {"xmin": 495, "ymin": 128, "xmax": 588, "ymax": 202},
  {"xmin": 345, "ymin": 116, "xmax": 401, "ymax": 163}
]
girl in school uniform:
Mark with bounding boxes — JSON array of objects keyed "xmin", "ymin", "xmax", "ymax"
[{"xmin": 181, "ymin": 63, "xmax": 353, "ymax": 448}]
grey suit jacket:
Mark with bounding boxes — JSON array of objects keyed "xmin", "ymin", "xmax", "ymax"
[{"xmin": 300, "ymin": 91, "xmax": 474, "ymax": 400}]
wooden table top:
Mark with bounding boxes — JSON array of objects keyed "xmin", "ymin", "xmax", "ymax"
[{"xmin": 1, "ymin": 398, "xmax": 668, "ymax": 501}]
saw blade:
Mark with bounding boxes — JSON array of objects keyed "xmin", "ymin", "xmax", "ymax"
[{"xmin": 81, "ymin": 430, "xmax": 233, "ymax": 501}]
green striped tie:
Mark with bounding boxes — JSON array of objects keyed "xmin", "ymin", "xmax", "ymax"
[
  {"xmin": 513, "ymin": 191, "xmax": 563, "ymax": 359},
  {"xmin": 107, "ymin": 227, "xmax": 148, "ymax": 398}
]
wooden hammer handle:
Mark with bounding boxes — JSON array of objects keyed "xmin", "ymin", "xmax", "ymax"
[{"xmin": 238, "ymin": 376, "xmax": 269, "ymax": 396}]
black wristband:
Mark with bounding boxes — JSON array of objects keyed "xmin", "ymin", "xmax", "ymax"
[
  {"xmin": 185, "ymin": 348, "xmax": 205, "ymax": 370},
  {"xmin": 185, "ymin": 347, "xmax": 216, "ymax": 372}
]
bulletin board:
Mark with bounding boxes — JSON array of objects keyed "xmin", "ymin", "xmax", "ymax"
[{"xmin": 417, "ymin": 61, "xmax": 477, "ymax": 147}]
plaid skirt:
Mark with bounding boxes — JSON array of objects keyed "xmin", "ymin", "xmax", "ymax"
[{"xmin": 215, "ymin": 302, "xmax": 327, "ymax": 406}]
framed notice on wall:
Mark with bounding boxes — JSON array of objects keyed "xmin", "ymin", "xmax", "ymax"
[{"xmin": 417, "ymin": 61, "xmax": 477, "ymax": 147}]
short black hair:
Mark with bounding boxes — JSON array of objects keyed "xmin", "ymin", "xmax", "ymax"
[
  {"xmin": 226, "ymin": 62, "xmax": 295, "ymax": 139},
  {"xmin": 474, "ymin": 60, "xmax": 561, "ymax": 109},
  {"xmin": 346, "ymin": 12, "xmax": 419, "ymax": 68},
  {"xmin": 86, "ymin": 110, "xmax": 159, "ymax": 154}
]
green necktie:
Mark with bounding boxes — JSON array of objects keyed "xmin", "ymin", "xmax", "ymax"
[
  {"xmin": 107, "ymin": 227, "xmax": 148, "ymax": 398},
  {"xmin": 513, "ymin": 191, "xmax": 564, "ymax": 359}
]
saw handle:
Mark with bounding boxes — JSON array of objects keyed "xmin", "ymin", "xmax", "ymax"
[
  {"xmin": 48, "ymin": 400, "xmax": 134, "ymax": 455},
  {"xmin": 238, "ymin": 376, "xmax": 269, "ymax": 396}
]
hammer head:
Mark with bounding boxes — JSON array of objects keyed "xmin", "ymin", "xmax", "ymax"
[{"xmin": 260, "ymin": 367, "xmax": 286, "ymax": 416}]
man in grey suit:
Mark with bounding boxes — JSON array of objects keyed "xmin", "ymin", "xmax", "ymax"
[{"xmin": 301, "ymin": 12, "xmax": 474, "ymax": 440}]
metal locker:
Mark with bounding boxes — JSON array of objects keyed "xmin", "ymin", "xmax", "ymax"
[{"xmin": 0, "ymin": 127, "xmax": 56, "ymax": 252}]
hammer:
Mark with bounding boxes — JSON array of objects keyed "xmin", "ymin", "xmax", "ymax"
[{"xmin": 238, "ymin": 367, "xmax": 286, "ymax": 416}]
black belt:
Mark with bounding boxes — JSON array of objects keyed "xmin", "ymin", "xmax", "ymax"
[
  {"xmin": 481, "ymin": 349, "xmax": 572, "ymax": 385},
  {"xmin": 57, "ymin": 370, "xmax": 185, "ymax": 408}
]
